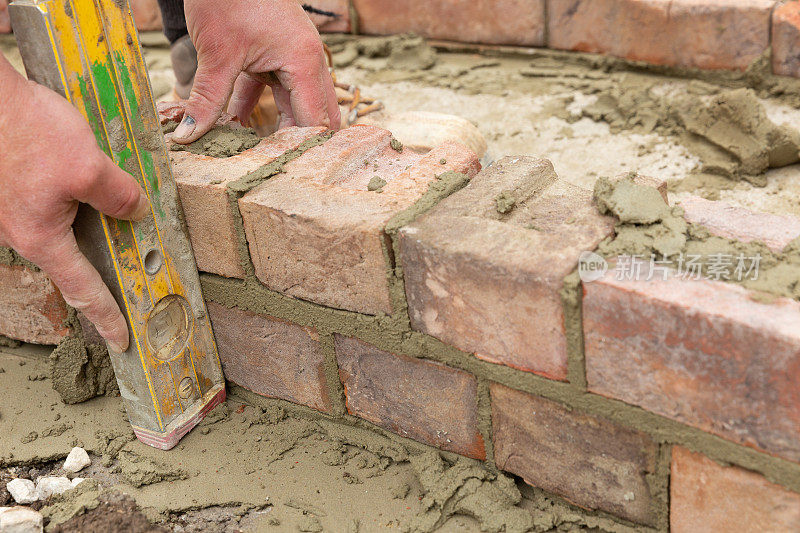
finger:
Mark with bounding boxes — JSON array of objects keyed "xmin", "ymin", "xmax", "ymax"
[
  {"xmin": 33, "ymin": 230, "xmax": 129, "ymax": 352},
  {"xmin": 275, "ymin": 53, "xmax": 331, "ymax": 128},
  {"xmin": 320, "ymin": 66, "xmax": 341, "ymax": 132},
  {"xmin": 71, "ymin": 155, "xmax": 149, "ymax": 221},
  {"xmin": 266, "ymin": 78, "xmax": 296, "ymax": 129},
  {"xmin": 173, "ymin": 57, "xmax": 240, "ymax": 143},
  {"xmin": 227, "ymin": 73, "xmax": 266, "ymax": 126}
]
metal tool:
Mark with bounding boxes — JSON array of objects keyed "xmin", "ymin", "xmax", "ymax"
[{"xmin": 9, "ymin": 0, "xmax": 225, "ymax": 449}]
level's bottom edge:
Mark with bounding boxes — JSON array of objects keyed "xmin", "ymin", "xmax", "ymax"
[{"xmin": 133, "ymin": 386, "xmax": 227, "ymax": 450}]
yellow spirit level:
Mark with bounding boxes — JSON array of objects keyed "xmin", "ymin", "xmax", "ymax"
[{"xmin": 8, "ymin": 0, "xmax": 225, "ymax": 449}]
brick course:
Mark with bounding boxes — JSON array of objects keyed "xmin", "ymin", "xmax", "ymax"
[
  {"xmin": 171, "ymin": 126, "xmax": 326, "ymax": 279},
  {"xmin": 207, "ymin": 302, "xmax": 332, "ymax": 412},
  {"xmin": 352, "ymin": 0, "xmax": 546, "ymax": 46},
  {"xmin": 400, "ymin": 156, "xmax": 613, "ymax": 380},
  {"xmin": 239, "ymin": 125, "xmax": 480, "ymax": 315},
  {"xmin": 671, "ymin": 447, "xmax": 800, "ymax": 532},
  {"xmin": 335, "ymin": 335, "xmax": 486, "ymax": 459},
  {"xmin": 0, "ymin": 263, "xmax": 70, "ymax": 345},
  {"xmin": 584, "ymin": 270, "xmax": 800, "ymax": 463},
  {"xmin": 548, "ymin": 0, "xmax": 775, "ymax": 71}
]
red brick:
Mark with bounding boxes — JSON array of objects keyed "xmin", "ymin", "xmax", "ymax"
[
  {"xmin": 671, "ymin": 447, "xmax": 800, "ymax": 532},
  {"xmin": 305, "ymin": 0, "xmax": 350, "ymax": 33},
  {"xmin": 207, "ymin": 302, "xmax": 332, "ymax": 412},
  {"xmin": 171, "ymin": 126, "xmax": 325, "ymax": 279},
  {"xmin": 0, "ymin": 0, "xmax": 9, "ymax": 34},
  {"xmin": 129, "ymin": 0, "xmax": 162, "ymax": 32},
  {"xmin": 491, "ymin": 383, "xmax": 658, "ymax": 525},
  {"xmin": 584, "ymin": 269, "xmax": 800, "ymax": 463},
  {"xmin": 239, "ymin": 124, "xmax": 480, "ymax": 315},
  {"xmin": 679, "ymin": 195, "xmax": 800, "ymax": 253},
  {"xmin": 548, "ymin": 0, "xmax": 775, "ymax": 71},
  {"xmin": 353, "ymin": 0, "xmax": 546, "ymax": 46},
  {"xmin": 0, "ymin": 263, "xmax": 70, "ymax": 345},
  {"xmin": 335, "ymin": 335, "xmax": 485, "ymax": 459},
  {"xmin": 773, "ymin": 1, "xmax": 800, "ymax": 78},
  {"xmin": 399, "ymin": 157, "xmax": 613, "ymax": 381}
]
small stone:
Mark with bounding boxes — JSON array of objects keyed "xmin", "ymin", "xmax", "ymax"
[
  {"xmin": 70, "ymin": 478, "xmax": 85, "ymax": 488},
  {"xmin": 6, "ymin": 479, "xmax": 37, "ymax": 504},
  {"xmin": 390, "ymin": 137, "xmax": 403, "ymax": 152},
  {"xmin": 0, "ymin": 506, "xmax": 43, "ymax": 533},
  {"xmin": 35, "ymin": 476, "xmax": 73, "ymax": 500},
  {"xmin": 63, "ymin": 446, "xmax": 91, "ymax": 473}
]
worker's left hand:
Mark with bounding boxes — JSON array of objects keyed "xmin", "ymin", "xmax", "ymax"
[{"xmin": 172, "ymin": 0, "xmax": 340, "ymax": 143}]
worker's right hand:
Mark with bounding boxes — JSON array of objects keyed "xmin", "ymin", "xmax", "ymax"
[
  {"xmin": 172, "ymin": 0, "xmax": 340, "ymax": 143},
  {"xmin": 0, "ymin": 57, "xmax": 150, "ymax": 352}
]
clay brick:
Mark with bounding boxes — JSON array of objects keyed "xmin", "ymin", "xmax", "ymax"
[
  {"xmin": 305, "ymin": 0, "xmax": 350, "ymax": 33},
  {"xmin": 584, "ymin": 269, "xmax": 800, "ymax": 462},
  {"xmin": 170, "ymin": 126, "xmax": 325, "ymax": 279},
  {"xmin": 239, "ymin": 124, "xmax": 480, "ymax": 315},
  {"xmin": 353, "ymin": 0, "xmax": 546, "ymax": 46},
  {"xmin": 679, "ymin": 195, "xmax": 800, "ymax": 253},
  {"xmin": 491, "ymin": 383, "xmax": 658, "ymax": 525},
  {"xmin": 671, "ymin": 447, "xmax": 800, "ymax": 532},
  {"xmin": 207, "ymin": 302, "xmax": 332, "ymax": 412},
  {"xmin": 0, "ymin": 263, "xmax": 70, "ymax": 345},
  {"xmin": 548, "ymin": 0, "xmax": 775, "ymax": 71},
  {"xmin": 0, "ymin": 0, "xmax": 9, "ymax": 34},
  {"xmin": 129, "ymin": 0, "xmax": 162, "ymax": 32},
  {"xmin": 399, "ymin": 157, "xmax": 614, "ymax": 381},
  {"xmin": 773, "ymin": 1, "xmax": 800, "ymax": 78},
  {"xmin": 335, "ymin": 335, "xmax": 485, "ymax": 459}
]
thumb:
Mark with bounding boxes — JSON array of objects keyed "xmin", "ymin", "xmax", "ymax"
[
  {"xmin": 72, "ymin": 154, "xmax": 150, "ymax": 221},
  {"xmin": 172, "ymin": 58, "xmax": 239, "ymax": 144}
]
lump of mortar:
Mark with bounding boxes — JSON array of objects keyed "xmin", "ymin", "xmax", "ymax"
[
  {"xmin": 39, "ymin": 478, "xmax": 101, "ymax": 530},
  {"xmin": 672, "ymin": 88, "xmax": 800, "ymax": 179},
  {"xmin": 50, "ymin": 337, "xmax": 117, "ymax": 405},
  {"xmin": 367, "ymin": 176, "xmax": 387, "ymax": 192},
  {"xmin": 390, "ymin": 137, "xmax": 404, "ymax": 152},
  {"xmin": 405, "ymin": 451, "xmax": 533, "ymax": 533},
  {"xmin": 169, "ymin": 124, "xmax": 260, "ymax": 158},
  {"xmin": 494, "ymin": 191, "xmax": 516, "ymax": 214},
  {"xmin": 593, "ymin": 175, "xmax": 669, "ymax": 224},
  {"xmin": 113, "ymin": 450, "xmax": 188, "ymax": 488},
  {"xmin": 356, "ymin": 34, "xmax": 437, "ymax": 71},
  {"xmin": 594, "ymin": 174, "xmax": 687, "ymax": 258}
]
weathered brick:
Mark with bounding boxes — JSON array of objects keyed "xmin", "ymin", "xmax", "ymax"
[
  {"xmin": 207, "ymin": 302, "xmax": 332, "ymax": 412},
  {"xmin": 671, "ymin": 447, "xmax": 800, "ymax": 532},
  {"xmin": 335, "ymin": 335, "xmax": 485, "ymax": 459},
  {"xmin": 129, "ymin": 0, "xmax": 162, "ymax": 32},
  {"xmin": 305, "ymin": 0, "xmax": 350, "ymax": 33},
  {"xmin": 0, "ymin": 263, "xmax": 70, "ymax": 345},
  {"xmin": 584, "ymin": 269, "xmax": 800, "ymax": 462},
  {"xmin": 679, "ymin": 195, "xmax": 800, "ymax": 253},
  {"xmin": 0, "ymin": 0, "xmax": 9, "ymax": 34},
  {"xmin": 170, "ymin": 126, "xmax": 325, "ymax": 279},
  {"xmin": 548, "ymin": 0, "xmax": 775, "ymax": 71},
  {"xmin": 491, "ymin": 383, "xmax": 658, "ymax": 525},
  {"xmin": 239, "ymin": 124, "xmax": 480, "ymax": 315},
  {"xmin": 353, "ymin": 0, "xmax": 546, "ymax": 46},
  {"xmin": 399, "ymin": 157, "xmax": 613, "ymax": 381},
  {"xmin": 773, "ymin": 1, "xmax": 800, "ymax": 78}
]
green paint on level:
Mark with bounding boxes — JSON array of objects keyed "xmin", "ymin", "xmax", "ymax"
[{"xmin": 76, "ymin": 75, "xmax": 106, "ymax": 150}]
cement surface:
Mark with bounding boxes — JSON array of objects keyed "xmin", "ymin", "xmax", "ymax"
[{"xmin": 0, "ymin": 348, "xmax": 636, "ymax": 532}]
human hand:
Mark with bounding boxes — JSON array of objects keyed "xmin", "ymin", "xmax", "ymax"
[
  {"xmin": 172, "ymin": 0, "xmax": 340, "ymax": 143},
  {"xmin": 0, "ymin": 57, "xmax": 150, "ymax": 352}
]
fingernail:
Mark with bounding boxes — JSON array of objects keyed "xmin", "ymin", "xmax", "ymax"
[
  {"xmin": 173, "ymin": 114, "xmax": 196, "ymax": 140},
  {"xmin": 133, "ymin": 191, "xmax": 150, "ymax": 221},
  {"xmin": 108, "ymin": 340, "xmax": 127, "ymax": 353}
]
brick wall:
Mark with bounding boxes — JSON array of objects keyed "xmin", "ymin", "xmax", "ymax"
[{"xmin": 5, "ymin": 123, "xmax": 800, "ymax": 529}]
